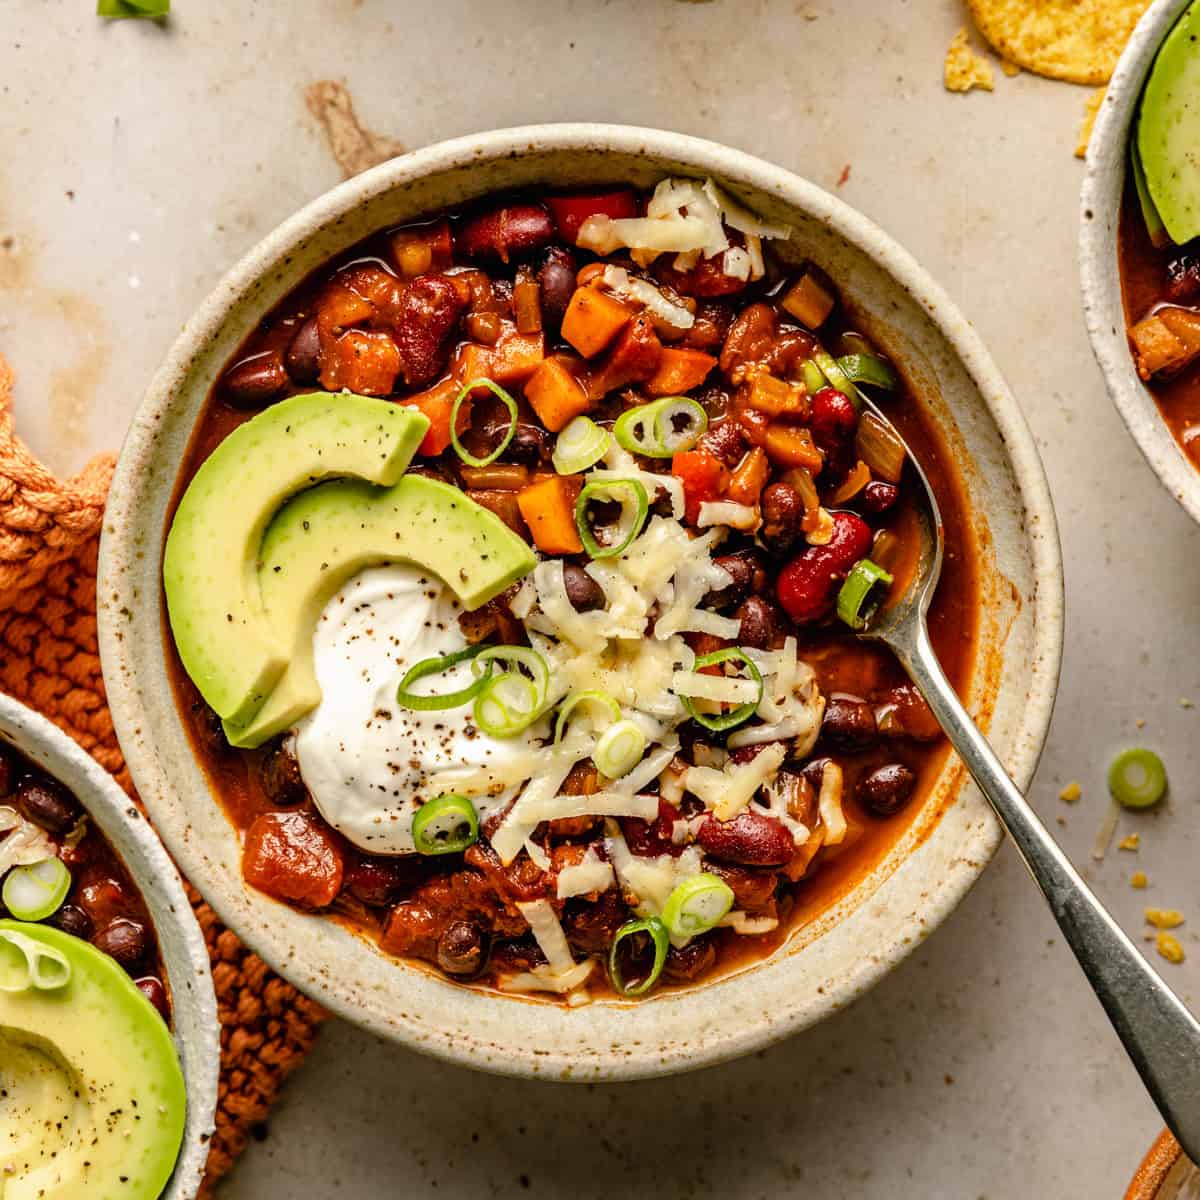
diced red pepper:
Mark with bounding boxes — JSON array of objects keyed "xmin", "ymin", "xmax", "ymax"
[
  {"xmin": 546, "ymin": 189, "xmax": 639, "ymax": 243},
  {"xmin": 671, "ymin": 448, "xmax": 728, "ymax": 524},
  {"xmin": 402, "ymin": 378, "xmax": 468, "ymax": 456}
]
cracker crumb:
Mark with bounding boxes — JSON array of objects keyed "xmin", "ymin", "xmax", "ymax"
[
  {"xmin": 1058, "ymin": 781, "xmax": 1081, "ymax": 803},
  {"xmin": 1130, "ymin": 871, "xmax": 1148, "ymax": 889},
  {"xmin": 1000, "ymin": 58, "xmax": 1021, "ymax": 76},
  {"xmin": 1117, "ymin": 833, "xmax": 1140, "ymax": 851},
  {"xmin": 1145, "ymin": 908, "xmax": 1184, "ymax": 929},
  {"xmin": 1075, "ymin": 86, "xmax": 1106, "ymax": 159},
  {"xmin": 1136, "ymin": 718, "xmax": 1146, "ymax": 729},
  {"xmin": 1181, "ymin": 697, "xmax": 1195, "ymax": 709},
  {"xmin": 1156, "ymin": 931, "xmax": 1185, "ymax": 964},
  {"xmin": 945, "ymin": 27, "xmax": 995, "ymax": 93}
]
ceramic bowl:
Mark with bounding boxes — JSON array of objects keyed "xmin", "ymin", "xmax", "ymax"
[
  {"xmin": 1126, "ymin": 1131, "xmax": 1199, "ymax": 1199},
  {"xmin": 97, "ymin": 124, "xmax": 1063, "ymax": 1080},
  {"xmin": 0, "ymin": 692, "xmax": 218, "ymax": 1199},
  {"xmin": 1080, "ymin": 0, "xmax": 1200, "ymax": 522}
]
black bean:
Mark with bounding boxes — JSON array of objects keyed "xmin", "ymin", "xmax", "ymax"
[
  {"xmin": 799, "ymin": 756, "xmax": 833, "ymax": 793},
  {"xmin": 760, "ymin": 482, "xmax": 804, "ymax": 556},
  {"xmin": 93, "ymin": 918, "xmax": 148, "ymax": 969},
  {"xmin": 734, "ymin": 595, "xmax": 776, "ymax": 649},
  {"xmin": 222, "ymin": 350, "xmax": 288, "ymax": 409},
  {"xmin": 859, "ymin": 762, "xmax": 918, "ymax": 816},
  {"xmin": 820, "ymin": 696, "xmax": 878, "ymax": 751},
  {"xmin": 15, "ymin": 777, "xmax": 80, "ymax": 834},
  {"xmin": 562, "ymin": 564, "xmax": 605, "ymax": 612},
  {"xmin": 49, "ymin": 903, "xmax": 93, "ymax": 941},
  {"xmin": 436, "ymin": 920, "xmax": 488, "ymax": 977},
  {"xmin": 259, "ymin": 743, "xmax": 308, "ymax": 808},
  {"xmin": 191, "ymin": 700, "xmax": 229, "ymax": 757},
  {"xmin": 662, "ymin": 937, "xmax": 717, "ymax": 983},
  {"xmin": 135, "ymin": 975, "xmax": 170, "ymax": 1020},
  {"xmin": 709, "ymin": 551, "xmax": 766, "ymax": 608},
  {"xmin": 537, "ymin": 246, "xmax": 577, "ymax": 331},
  {"xmin": 284, "ymin": 316, "xmax": 321, "ymax": 384},
  {"xmin": 505, "ymin": 422, "xmax": 550, "ymax": 467}
]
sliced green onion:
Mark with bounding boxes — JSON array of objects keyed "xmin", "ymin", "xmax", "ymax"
[
  {"xmin": 661, "ymin": 874, "xmax": 734, "ymax": 940},
  {"xmin": 450, "ymin": 378, "xmax": 518, "ymax": 467},
  {"xmin": 608, "ymin": 916, "xmax": 670, "ymax": 997},
  {"xmin": 0, "ymin": 928, "xmax": 71, "ymax": 992},
  {"xmin": 2, "ymin": 858, "xmax": 71, "ymax": 923},
  {"xmin": 836, "ymin": 353, "xmax": 896, "ymax": 390},
  {"xmin": 594, "ymin": 720, "xmax": 647, "ymax": 779},
  {"xmin": 1108, "ymin": 748, "xmax": 1167, "ymax": 810},
  {"xmin": 472, "ymin": 646, "xmax": 550, "ymax": 737},
  {"xmin": 812, "ymin": 348, "xmax": 861, "ymax": 409},
  {"xmin": 554, "ymin": 689, "xmax": 621, "ymax": 743},
  {"xmin": 681, "ymin": 648, "xmax": 763, "ymax": 732},
  {"xmin": 98, "ymin": 0, "xmax": 169, "ymax": 17},
  {"xmin": 836, "ymin": 559, "xmax": 894, "ymax": 630},
  {"xmin": 801, "ymin": 359, "xmax": 826, "ymax": 395},
  {"xmin": 397, "ymin": 644, "xmax": 492, "ymax": 711},
  {"xmin": 553, "ymin": 416, "xmax": 611, "ymax": 475},
  {"xmin": 412, "ymin": 793, "xmax": 479, "ymax": 855},
  {"xmin": 575, "ymin": 479, "xmax": 649, "ymax": 559},
  {"xmin": 613, "ymin": 397, "xmax": 708, "ymax": 459}
]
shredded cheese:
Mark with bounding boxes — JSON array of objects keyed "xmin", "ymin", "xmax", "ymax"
[
  {"xmin": 556, "ymin": 847, "xmax": 616, "ymax": 900},
  {"xmin": 721, "ymin": 911, "xmax": 780, "ymax": 936},
  {"xmin": 684, "ymin": 743, "xmax": 788, "ymax": 821},
  {"xmin": 817, "ymin": 761, "xmax": 847, "ymax": 845},
  {"xmin": 498, "ymin": 960, "xmax": 595, "ymax": 995},
  {"xmin": 0, "ymin": 807, "xmax": 55, "ymax": 875},
  {"xmin": 697, "ymin": 500, "xmax": 760, "ymax": 531},
  {"xmin": 601, "ymin": 265, "xmax": 695, "ymax": 329}
]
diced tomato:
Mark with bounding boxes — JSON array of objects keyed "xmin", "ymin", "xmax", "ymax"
[
  {"xmin": 671, "ymin": 448, "xmax": 728, "ymax": 524},
  {"xmin": 546, "ymin": 189, "xmax": 639, "ymax": 243},
  {"xmin": 242, "ymin": 811, "xmax": 345, "ymax": 909},
  {"xmin": 401, "ymin": 378, "xmax": 468, "ymax": 456}
]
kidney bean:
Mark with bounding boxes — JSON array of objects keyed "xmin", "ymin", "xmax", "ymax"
[
  {"xmin": 562, "ymin": 563, "xmax": 606, "ymax": 612},
  {"xmin": 49, "ymin": 903, "xmax": 94, "ymax": 941},
  {"xmin": 760, "ymin": 481, "xmax": 805, "ymax": 557},
  {"xmin": 733, "ymin": 595, "xmax": 777, "ymax": 649},
  {"xmin": 662, "ymin": 250, "xmax": 750, "ymax": 298},
  {"xmin": 820, "ymin": 696, "xmax": 878, "ymax": 751},
  {"xmin": 809, "ymin": 387, "xmax": 857, "ymax": 456},
  {"xmin": 776, "ymin": 510, "xmax": 872, "ymax": 623},
  {"xmin": 861, "ymin": 481, "xmax": 899, "ymax": 513},
  {"xmin": 620, "ymin": 799, "xmax": 682, "ymax": 858},
  {"xmin": 662, "ymin": 936, "xmax": 717, "ymax": 983},
  {"xmin": 222, "ymin": 350, "xmax": 289, "ymax": 409},
  {"xmin": 536, "ymin": 246, "xmax": 577, "ymax": 332},
  {"xmin": 284, "ymin": 316, "xmax": 321, "ymax": 384},
  {"xmin": 242, "ymin": 811, "xmax": 345, "ymax": 908},
  {"xmin": 562, "ymin": 891, "xmax": 627, "ymax": 957},
  {"xmin": 696, "ymin": 811, "xmax": 795, "ymax": 866},
  {"xmin": 15, "ymin": 776, "xmax": 80, "ymax": 834},
  {"xmin": 394, "ymin": 274, "xmax": 468, "ymax": 387},
  {"xmin": 135, "ymin": 976, "xmax": 170, "ymax": 1020},
  {"xmin": 77, "ymin": 877, "xmax": 130, "ymax": 930},
  {"xmin": 93, "ymin": 918, "xmax": 148, "ymax": 969},
  {"xmin": 859, "ymin": 762, "xmax": 918, "ymax": 816},
  {"xmin": 876, "ymin": 682, "xmax": 942, "ymax": 741},
  {"xmin": 708, "ymin": 550, "xmax": 766, "ymax": 608},
  {"xmin": 697, "ymin": 419, "xmax": 748, "ymax": 468},
  {"xmin": 682, "ymin": 301, "xmax": 734, "ymax": 352},
  {"xmin": 458, "ymin": 203, "xmax": 554, "ymax": 263},
  {"xmin": 718, "ymin": 302, "xmax": 777, "ymax": 376},
  {"xmin": 259, "ymin": 743, "xmax": 308, "ymax": 808},
  {"xmin": 704, "ymin": 860, "xmax": 777, "ymax": 914},
  {"xmin": 436, "ymin": 919, "xmax": 489, "ymax": 978},
  {"xmin": 546, "ymin": 190, "xmax": 638, "ymax": 242},
  {"xmin": 343, "ymin": 856, "xmax": 419, "ymax": 907}
]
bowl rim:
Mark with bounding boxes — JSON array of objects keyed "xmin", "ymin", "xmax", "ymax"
[
  {"xmin": 1080, "ymin": 0, "xmax": 1200, "ymax": 523},
  {"xmin": 99, "ymin": 123, "xmax": 1064, "ymax": 1078},
  {"xmin": 0, "ymin": 691, "xmax": 219, "ymax": 1200}
]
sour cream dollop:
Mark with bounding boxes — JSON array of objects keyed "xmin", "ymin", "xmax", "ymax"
[{"xmin": 293, "ymin": 564, "xmax": 535, "ymax": 855}]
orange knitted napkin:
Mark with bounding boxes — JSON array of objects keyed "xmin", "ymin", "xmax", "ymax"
[{"xmin": 0, "ymin": 355, "xmax": 324, "ymax": 1194}]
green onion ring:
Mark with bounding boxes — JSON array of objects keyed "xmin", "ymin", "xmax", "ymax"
[
  {"xmin": 613, "ymin": 397, "xmax": 707, "ymax": 459},
  {"xmin": 411, "ymin": 793, "xmax": 480, "ymax": 855},
  {"xmin": 450, "ymin": 378, "xmax": 518, "ymax": 467},
  {"xmin": 397, "ymin": 644, "xmax": 493, "ymax": 711},
  {"xmin": 0, "ymin": 928, "xmax": 72, "ymax": 992},
  {"xmin": 1108, "ymin": 748, "xmax": 1168, "ymax": 810},
  {"xmin": 801, "ymin": 359, "xmax": 825, "ymax": 395},
  {"xmin": 661, "ymin": 874, "xmax": 735, "ymax": 940},
  {"xmin": 98, "ymin": 0, "xmax": 169, "ymax": 17},
  {"xmin": 471, "ymin": 646, "xmax": 550, "ymax": 737},
  {"xmin": 837, "ymin": 353, "xmax": 897, "ymax": 391},
  {"xmin": 812, "ymin": 349, "xmax": 861, "ymax": 409},
  {"xmin": 594, "ymin": 719, "xmax": 647, "ymax": 780},
  {"xmin": 553, "ymin": 416, "xmax": 611, "ymax": 475},
  {"xmin": 1, "ymin": 858, "xmax": 71, "ymax": 923},
  {"xmin": 681, "ymin": 647, "xmax": 764, "ymax": 733},
  {"xmin": 554, "ymin": 690, "xmax": 621, "ymax": 743},
  {"xmin": 574, "ymin": 478, "xmax": 649, "ymax": 559},
  {"xmin": 608, "ymin": 916, "xmax": 670, "ymax": 997},
  {"xmin": 836, "ymin": 559, "xmax": 894, "ymax": 631}
]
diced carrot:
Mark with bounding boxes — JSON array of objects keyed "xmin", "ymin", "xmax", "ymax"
[
  {"xmin": 763, "ymin": 423, "xmax": 823, "ymax": 471},
  {"xmin": 517, "ymin": 475, "xmax": 584, "ymax": 555},
  {"xmin": 645, "ymin": 347, "xmax": 717, "ymax": 397},
  {"xmin": 319, "ymin": 330, "xmax": 401, "ymax": 396},
  {"xmin": 561, "ymin": 287, "xmax": 634, "ymax": 357},
  {"xmin": 744, "ymin": 371, "xmax": 806, "ymax": 417},
  {"xmin": 401, "ymin": 378, "xmax": 467, "ymax": 456},
  {"xmin": 726, "ymin": 447, "xmax": 769, "ymax": 505},
  {"xmin": 671, "ymin": 449, "xmax": 728, "ymax": 524},
  {"xmin": 525, "ymin": 357, "xmax": 593, "ymax": 432},
  {"xmin": 585, "ymin": 315, "xmax": 662, "ymax": 399}
]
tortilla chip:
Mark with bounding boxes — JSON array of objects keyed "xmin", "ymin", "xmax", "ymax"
[
  {"xmin": 945, "ymin": 27, "xmax": 996, "ymax": 93},
  {"xmin": 968, "ymin": 0, "xmax": 1151, "ymax": 85},
  {"xmin": 1075, "ymin": 86, "xmax": 1107, "ymax": 157}
]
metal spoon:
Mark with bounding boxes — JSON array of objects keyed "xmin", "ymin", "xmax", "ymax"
[{"xmin": 855, "ymin": 392, "xmax": 1200, "ymax": 1160}]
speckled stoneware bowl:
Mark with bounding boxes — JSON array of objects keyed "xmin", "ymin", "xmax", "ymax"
[
  {"xmin": 97, "ymin": 124, "xmax": 1063, "ymax": 1080},
  {"xmin": 1081, "ymin": 0, "xmax": 1200, "ymax": 522},
  {"xmin": 0, "ymin": 693, "xmax": 218, "ymax": 1198},
  {"xmin": 1127, "ymin": 1131, "xmax": 1199, "ymax": 1199}
]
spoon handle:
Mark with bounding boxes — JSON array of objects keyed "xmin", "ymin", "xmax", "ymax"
[{"xmin": 898, "ymin": 620, "xmax": 1200, "ymax": 1159}]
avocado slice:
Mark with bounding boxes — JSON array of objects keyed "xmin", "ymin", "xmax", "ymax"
[
  {"xmin": 1138, "ymin": 0, "xmax": 1200, "ymax": 244},
  {"xmin": 223, "ymin": 474, "xmax": 537, "ymax": 748},
  {"xmin": 163, "ymin": 392, "xmax": 429, "ymax": 725},
  {"xmin": 0, "ymin": 920, "xmax": 186, "ymax": 1200}
]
